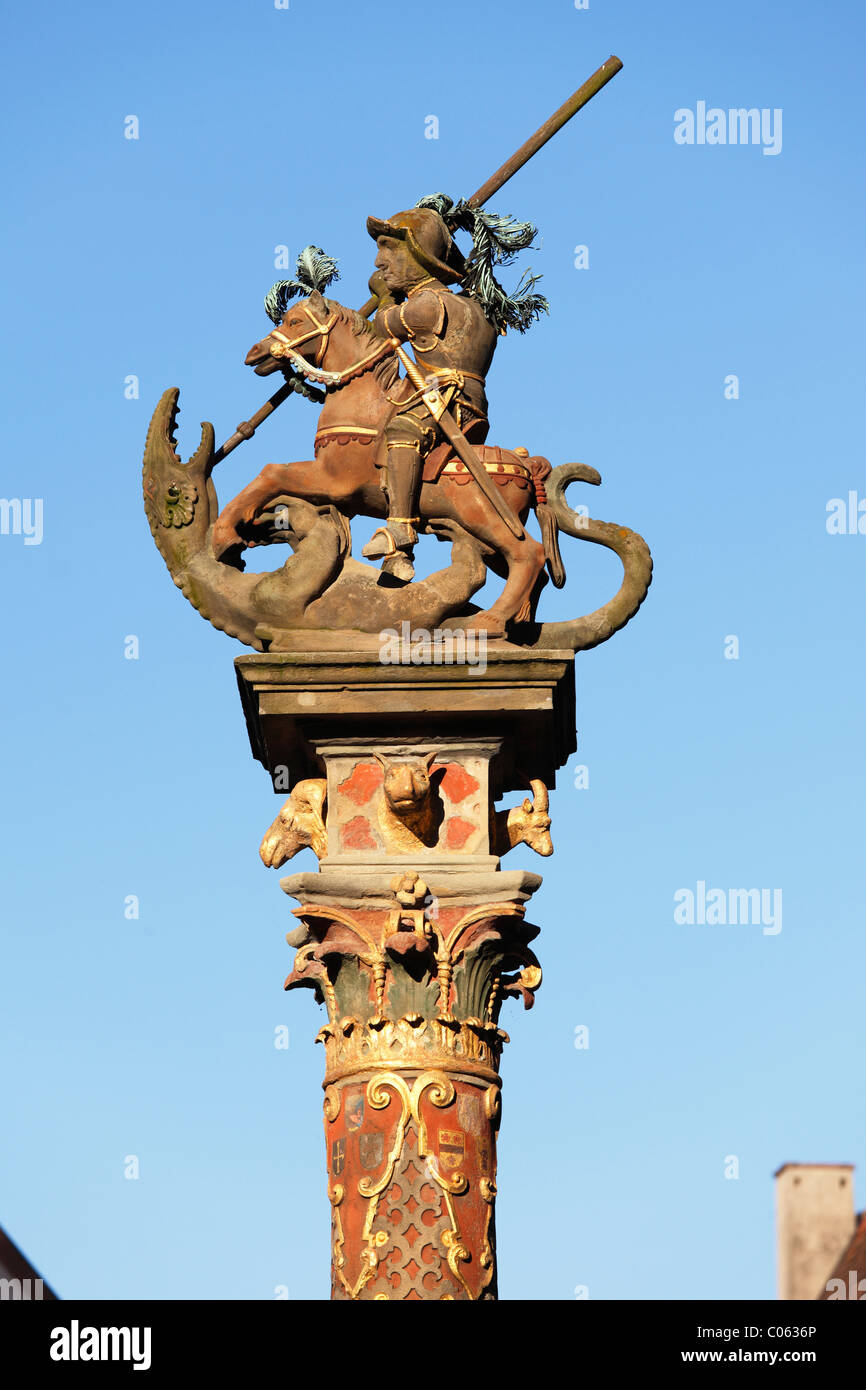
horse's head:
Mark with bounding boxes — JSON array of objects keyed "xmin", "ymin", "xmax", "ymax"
[{"xmin": 245, "ymin": 290, "xmax": 335, "ymax": 377}]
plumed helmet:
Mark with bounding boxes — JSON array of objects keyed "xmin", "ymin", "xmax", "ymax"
[{"xmin": 366, "ymin": 207, "xmax": 465, "ymax": 284}]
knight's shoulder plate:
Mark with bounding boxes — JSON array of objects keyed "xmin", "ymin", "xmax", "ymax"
[
  {"xmin": 400, "ymin": 288, "xmax": 447, "ymax": 352},
  {"xmin": 403, "ymin": 288, "xmax": 446, "ymax": 332},
  {"xmin": 375, "ymin": 301, "xmax": 403, "ymax": 338}
]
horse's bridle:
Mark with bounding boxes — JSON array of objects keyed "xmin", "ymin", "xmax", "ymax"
[{"xmin": 267, "ymin": 302, "xmax": 393, "ymax": 388}]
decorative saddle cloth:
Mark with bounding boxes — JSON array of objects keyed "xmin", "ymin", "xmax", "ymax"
[
  {"xmin": 312, "ymin": 422, "xmax": 551, "ymax": 497},
  {"xmin": 423, "ymin": 441, "xmax": 534, "ymax": 487}
]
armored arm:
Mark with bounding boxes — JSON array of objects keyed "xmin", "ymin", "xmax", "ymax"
[
  {"xmin": 371, "ymin": 283, "xmax": 448, "ymax": 347},
  {"xmin": 368, "ymin": 271, "xmax": 398, "ymax": 334}
]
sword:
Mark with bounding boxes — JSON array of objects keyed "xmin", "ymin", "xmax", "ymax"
[{"xmin": 388, "ymin": 338, "xmax": 524, "ymax": 540}]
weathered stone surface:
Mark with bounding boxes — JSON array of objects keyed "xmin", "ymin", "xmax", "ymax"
[{"xmin": 235, "ymin": 648, "xmax": 577, "ymax": 797}]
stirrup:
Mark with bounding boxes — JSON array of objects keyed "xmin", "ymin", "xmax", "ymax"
[
  {"xmin": 362, "ymin": 520, "xmax": 418, "ymax": 559},
  {"xmin": 362, "ymin": 526, "xmax": 398, "ymax": 560}
]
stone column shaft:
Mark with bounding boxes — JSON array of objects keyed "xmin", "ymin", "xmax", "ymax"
[{"xmin": 237, "ymin": 649, "xmax": 574, "ymax": 1300}]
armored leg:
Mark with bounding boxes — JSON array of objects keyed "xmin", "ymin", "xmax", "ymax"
[{"xmin": 362, "ymin": 414, "xmax": 429, "ymax": 583}]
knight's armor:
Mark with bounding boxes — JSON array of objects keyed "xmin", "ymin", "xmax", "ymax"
[{"xmin": 362, "ymin": 207, "xmax": 498, "ymax": 581}]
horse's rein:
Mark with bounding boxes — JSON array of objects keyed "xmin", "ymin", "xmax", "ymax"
[{"xmin": 268, "ymin": 303, "xmax": 394, "ymax": 388}]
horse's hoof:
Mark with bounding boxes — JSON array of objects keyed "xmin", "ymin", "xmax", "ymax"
[
  {"xmin": 217, "ymin": 543, "xmax": 247, "ymax": 572},
  {"xmin": 212, "ymin": 525, "xmax": 246, "ymax": 570},
  {"xmin": 212, "ymin": 521, "xmax": 236, "ymax": 553},
  {"xmin": 472, "ymin": 612, "xmax": 507, "ymax": 638}
]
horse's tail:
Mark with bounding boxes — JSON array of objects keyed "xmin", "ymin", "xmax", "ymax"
[{"xmin": 525, "ymin": 454, "xmax": 566, "ymax": 589}]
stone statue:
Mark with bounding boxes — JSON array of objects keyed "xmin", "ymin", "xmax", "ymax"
[
  {"xmin": 143, "ymin": 157, "xmax": 652, "ymax": 648},
  {"xmin": 141, "ymin": 54, "xmax": 653, "ymax": 1301}
]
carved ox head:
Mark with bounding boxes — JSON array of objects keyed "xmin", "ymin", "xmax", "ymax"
[
  {"xmin": 375, "ymin": 751, "xmax": 437, "ymax": 818},
  {"xmin": 519, "ymin": 780, "xmax": 552, "ymax": 856}
]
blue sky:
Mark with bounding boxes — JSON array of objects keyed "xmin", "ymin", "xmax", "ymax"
[{"xmin": 1, "ymin": 0, "xmax": 863, "ymax": 1300}]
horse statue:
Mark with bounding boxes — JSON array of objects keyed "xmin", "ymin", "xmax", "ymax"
[
  {"xmin": 143, "ymin": 293, "xmax": 652, "ymax": 651},
  {"xmin": 212, "ymin": 288, "xmax": 561, "ymax": 636}
]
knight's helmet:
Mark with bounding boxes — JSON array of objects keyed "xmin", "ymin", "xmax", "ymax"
[{"xmin": 366, "ymin": 207, "xmax": 465, "ymax": 285}]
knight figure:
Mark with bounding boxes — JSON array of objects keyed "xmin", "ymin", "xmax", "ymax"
[
  {"xmin": 359, "ymin": 194, "xmax": 548, "ymax": 582},
  {"xmin": 361, "ymin": 204, "xmax": 497, "ymax": 582}
]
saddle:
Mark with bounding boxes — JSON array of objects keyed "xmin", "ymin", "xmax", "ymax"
[
  {"xmin": 423, "ymin": 440, "xmax": 553, "ymax": 507},
  {"xmin": 312, "ymin": 420, "xmax": 550, "ymax": 499}
]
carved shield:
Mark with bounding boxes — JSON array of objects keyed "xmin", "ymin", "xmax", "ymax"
[
  {"xmin": 438, "ymin": 1129, "xmax": 465, "ymax": 1171},
  {"xmin": 331, "ymin": 1137, "xmax": 346, "ymax": 1176},
  {"xmin": 359, "ymin": 1132, "xmax": 384, "ymax": 1170}
]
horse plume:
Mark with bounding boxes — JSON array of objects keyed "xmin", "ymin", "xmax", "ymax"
[
  {"xmin": 264, "ymin": 246, "xmax": 340, "ymax": 325},
  {"xmin": 415, "ymin": 192, "xmax": 549, "ymax": 334},
  {"xmin": 261, "ymin": 247, "xmax": 340, "ymax": 403}
]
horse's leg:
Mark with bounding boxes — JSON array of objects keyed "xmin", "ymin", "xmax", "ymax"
[
  {"xmin": 524, "ymin": 563, "xmax": 550, "ymax": 623},
  {"xmin": 213, "ymin": 459, "xmax": 346, "ymax": 559},
  {"xmin": 476, "ymin": 532, "xmax": 546, "ymax": 634},
  {"xmin": 427, "ymin": 482, "xmax": 545, "ymax": 636},
  {"xmin": 482, "ymin": 537, "xmax": 549, "ymax": 623}
]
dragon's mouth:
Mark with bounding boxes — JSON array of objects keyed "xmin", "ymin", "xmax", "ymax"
[{"xmin": 164, "ymin": 389, "xmax": 181, "ymax": 460}]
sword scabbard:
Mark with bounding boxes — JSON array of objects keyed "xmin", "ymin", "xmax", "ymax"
[{"xmin": 388, "ymin": 338, "xmax": 524, "ymax": 540}]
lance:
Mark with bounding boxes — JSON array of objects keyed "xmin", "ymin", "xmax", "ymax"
[
  {"xmin": 212, "ymin": 376, "xmax": 326, "ymax": 466},
  {"xmin": 358, "ymin": 54, "xmax": 623, "ymax": 318},
  {"xmin": 214, "ymin": 55, "xmax": 623, "ymax": 461}
]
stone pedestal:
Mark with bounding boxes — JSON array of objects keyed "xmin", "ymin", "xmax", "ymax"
[{"xmin": 236, "ymin": 646, "xmax": 575, "ymax": 1300}]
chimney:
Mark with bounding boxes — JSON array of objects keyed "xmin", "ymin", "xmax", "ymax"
[{"xmin": 775, "ymin": 1163, "xmax": 856, "ymax": 1300}]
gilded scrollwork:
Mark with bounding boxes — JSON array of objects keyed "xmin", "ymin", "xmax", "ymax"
[
  {"xmin": 317, "ymin": 1014, "xmax": 507, "ymax": 1085},
  {"xmin": 291, "ymin": 891, "xmax": 537, "ymax": 1299},
  {"xmin": 326, "ymin": 1069, "xmax": 493, "ymax": 1300},
  {"xmin": 478, "ymin": 1176, "xmax": 497, "ymax": 1293},
  {"xmin": 483, "ymin": 1084, "xmax": 502, "ymax": 1127},
  {"xmin": 358, "ymin": 1075, "xmax": 412, "ymax": 1198},
  {"xmin": 323, "ymin": 1084, "xmax": 341, "ymax": 1123}
]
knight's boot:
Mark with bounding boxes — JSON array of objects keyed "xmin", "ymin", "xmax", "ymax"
[{"xmin": 362, "ymin": 444, "xmax": 422, "ymax": 583}]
